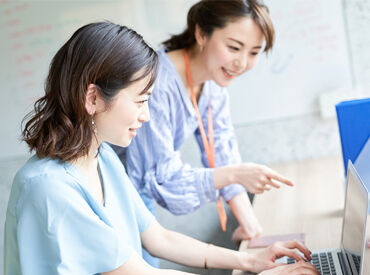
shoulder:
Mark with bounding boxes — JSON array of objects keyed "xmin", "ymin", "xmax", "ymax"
[
  {"xmin": 9, "ymin": 156, "xmax": 83, "ymax": 217},
  {"xmin": 153, "ymin": 48, "xmax": 181, "ymax": 95},
  {"xmin": 148, "ymin": 49, "xmax": 185, "ymax": 114},
  {"xmin": 156, "ymin": 48, "xmax": 177, "ymax": 80},
  {"xmin": 13, "ymin": 155, "xmax": 76, "ymax": 192}
]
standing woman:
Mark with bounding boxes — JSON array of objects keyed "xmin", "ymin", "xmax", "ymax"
[
  {"xmin": 126, "ymin": 0, "xmax": 293, "ymax": 263},
  {"xmin": 4, "ymin": 21, "xmax": 318, "ymax": 275}
]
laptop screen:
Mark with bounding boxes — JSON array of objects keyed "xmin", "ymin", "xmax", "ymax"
[{"xmin": 341, "ymin": 162, "xmax": 368, "ymax": 274}]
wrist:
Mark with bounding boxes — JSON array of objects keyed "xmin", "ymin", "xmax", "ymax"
[
  {"xmin": 213, "ymin": 165, "xmax": 237, "ymax": 189},
  {"xmin": 238, "ymin": 251, "xmax": 255, "ymax": 271},
  {"xmin": 229, "ymin": 164, "xmax": 240, "ymax": 184}
]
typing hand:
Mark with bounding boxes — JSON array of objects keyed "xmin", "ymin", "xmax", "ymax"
[
  {"xmin": 234, "ymin": 163, "xmax": 294, "ymax": 194},
  {"xmin": 259, "ymin": 261, "xmax": 319, "ymax": 275},
  {"xmin": 248, "ymin": 240, "xmax": 313, "ymax": 273}
]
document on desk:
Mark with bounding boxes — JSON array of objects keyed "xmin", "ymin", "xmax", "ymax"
[{"xmin": 248, "ymin": 233, "xmax": 305, "ymax": 248}]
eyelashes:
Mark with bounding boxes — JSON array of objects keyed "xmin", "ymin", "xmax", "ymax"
[
  {"xmin": 228, "ymin": 45, "xmax": 240, "ymax": 51},
  {"xmin": 228, "ymin": 46, "xmax": 260, "ymax": 56},
  {"xmin": 137, "ymin": 99, "xmax": 148, "ymax": 106}
]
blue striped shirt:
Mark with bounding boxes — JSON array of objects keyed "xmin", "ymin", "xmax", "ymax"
[{"xmin": 126, "ymin": 48, "xmax": 245, "ymax": 215}]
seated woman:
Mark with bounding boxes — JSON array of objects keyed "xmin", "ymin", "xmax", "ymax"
[{"xmin": 4, "ymin": 22, "xmax": 318, "ymax": 275}]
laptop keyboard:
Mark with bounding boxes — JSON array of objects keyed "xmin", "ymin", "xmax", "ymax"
[
  {"xmin": 287, "ymin": 252, "xmax": 337, "ymax": 275},
  {"xmin": 351, "ymin": 254, "xmax": 361, "ymax": 273}
]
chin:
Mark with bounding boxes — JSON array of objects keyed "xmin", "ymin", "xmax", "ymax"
[
  {"xmin": 108, "ymin": 138, "xmax": 131, "ymax": 148},
  {"xmin": 214, "ymin": 78, "xmax": 233, "ymax": 88},
  {"xmin": 121, "ymin": 140, "xmax": 131, "ymax": 148}
]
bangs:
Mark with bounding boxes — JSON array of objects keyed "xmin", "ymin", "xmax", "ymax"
[
  {"xmin": 252, "ymin": 3, "xmax": 275, "ymax": 52},
  {"xmin": 130, "ymin": 55, "xmax": 158, "ymax": 95}
]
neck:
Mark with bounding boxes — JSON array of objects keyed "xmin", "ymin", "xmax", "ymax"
[
  {"xmin": 185, "ymin": 45, "xmax": 209, "ymax": 90},
  {"xmin": 72, "ymin": 138, "xmax": 100, "ymax": 171}
]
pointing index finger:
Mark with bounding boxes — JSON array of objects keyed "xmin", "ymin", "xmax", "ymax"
[{"xmin": 265, "ymin": 168, "xmax": 294, "ymax": 187}]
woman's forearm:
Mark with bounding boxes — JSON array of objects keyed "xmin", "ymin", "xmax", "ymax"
[
  {"xmin": 141, "ymin": 221, "xmax": 253, "ymax": 271},
  {"xmin": 228, "ymin": 191, "xmax": 256, "ymax": 229},
  {"xmin": 228, "ymin": 191, "xmax": 263, "ymax": 240},
  {"xmin": 161, "ymin": 230, "xmax": 252, "ymax": 270}
]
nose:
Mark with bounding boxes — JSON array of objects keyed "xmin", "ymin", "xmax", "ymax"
[
  {"xmin": 138, "ymin": 102, "xmax": 150, "ymax": 122},
  {"xmin": 233, "ymin": 53, "xmax": 248, "ymax": 71}
]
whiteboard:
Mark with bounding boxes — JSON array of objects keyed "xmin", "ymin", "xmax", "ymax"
[
  {"xmin": 228, "ymin": 0, "xmax": 353, "ymax": 125},
  {"xmin": 0, "ymin": 1, "xmax": 136, "ymax": 159},
  {"xmin": 0, "ymin": 0, "xmax": 353, "ymax": 158},
  {"xmin": 0, "ymin": 0, "xmax": 200, "ymax": 159}
]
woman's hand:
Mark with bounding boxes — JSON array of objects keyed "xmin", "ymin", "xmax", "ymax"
[
  {"xmin": 245, "ymin": 240, "xmax": 313, "ymax": 273},
  {"xmin": 232, "ymin": 224, "xmax": 263, "ymax": 243},
  {"xmin": 232, "ymin": 163, "xmax": 294, "ymax": 194},
  {"xmin": 259, "ymin": 261, "xmax": 319, "ymax": 275},
  {"xmin": 228, "ymin": 192, "xmax": 263, "ymax": 242}
]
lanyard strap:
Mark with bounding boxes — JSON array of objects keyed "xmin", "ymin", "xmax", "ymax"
[{"xmin": 184, "ymin": 49, "xmax": 227, "ymax": 232}]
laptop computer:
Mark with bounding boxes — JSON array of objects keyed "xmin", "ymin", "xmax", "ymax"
[{"xmin": 279, "ymin": 160, "xmax": 369, "ymax": 275}]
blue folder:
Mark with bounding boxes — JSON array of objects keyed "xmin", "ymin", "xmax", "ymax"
[{"xmin": 335, "ymin": 98, "xmax": 370, "ymax": 175}]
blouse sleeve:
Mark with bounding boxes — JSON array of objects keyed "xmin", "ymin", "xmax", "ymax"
[
  {"xmin": 127, "ymin": 84, "xmax": 218, "ymax": 215},
  {"xmin": 194, "ymin": 87, "xmax": 245, "ymax": 202},
  {"xmin": 15, "ymin": 175, "xmax": 130, "ymax": 274}
]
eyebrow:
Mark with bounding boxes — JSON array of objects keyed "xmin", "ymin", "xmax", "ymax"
[
  {"xmin": 227, "ymin": 38, "xmax": 262, "ymax": 49},
  {"xmin": 139, "ymin": 90, "xmax": 152, "ymax": 96}
]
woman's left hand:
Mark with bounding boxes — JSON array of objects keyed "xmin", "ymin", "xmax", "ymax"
[{"xmin": 232, "ymin": 224, "xmax": 263, "ymax": 243}]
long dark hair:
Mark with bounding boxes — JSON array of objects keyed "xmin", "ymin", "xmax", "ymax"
[
  {"xmin": 22, "ymin": 22, "xmax": 158, "ymax": 162},
  {"xmin": 163, "ymin": 0, "xmax": 274, "ymax": 53}
]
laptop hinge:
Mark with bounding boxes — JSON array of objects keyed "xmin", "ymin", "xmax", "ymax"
[{"xmin": 338, "ymin": 250, "xmax": 352, "ymax": 275}]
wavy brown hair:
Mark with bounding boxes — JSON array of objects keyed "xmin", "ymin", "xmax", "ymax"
[
  {"xmin": 163, "ymin": 0, "xmax": 275, "ymax": 53},
  {"xmin": 22, "ymin": 22, "xmax": 158, "ymax": 162}
]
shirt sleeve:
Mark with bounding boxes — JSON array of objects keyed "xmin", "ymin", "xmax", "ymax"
[
  {"xmin": 15, "ymin": 175, "xmax": 130, "ymax": 274},
  {"xmin": 194, "ymin": 87, "xmax": 245, "ymax": 202},
  {"xmin": 127, "ymin": 84, "xmax": 217, "ymax": 215}
]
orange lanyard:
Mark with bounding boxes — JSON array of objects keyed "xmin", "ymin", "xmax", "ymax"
[{"xmin": 184, "ymin": 49, "xmax": 227, "ymax": 232}]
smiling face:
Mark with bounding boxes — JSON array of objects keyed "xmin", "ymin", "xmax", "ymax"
[
  {"xmin": 94, "ymin": 74, "xmax": 153, "ymax": 148},
  {"xmin": 197, "ymin": 17, "xmax": 265, "ymax": 87}
]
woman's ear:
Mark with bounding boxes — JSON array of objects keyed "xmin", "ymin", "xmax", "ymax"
[
  {"xmin": 85, "ymin": 84, "xmax": 98, "ymax": 115},
  {"xmin": 194, "ymin": 24, "xmax": 207, "ymax": 50}
]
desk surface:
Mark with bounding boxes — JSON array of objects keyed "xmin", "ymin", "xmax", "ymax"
[{"xmin": 233, "ymin": 157, "xmax": 346, "ymax": 275}]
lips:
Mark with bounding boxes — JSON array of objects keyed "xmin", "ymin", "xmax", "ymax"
[
  {"xmin": 222, "ymin": 67, "xmax": 239, "ymax": 79},
  {"xmin": 129, "ymin": 128, "xmax": 137, "ymax": 138},
  {"xmin": 129, "ymin": 125, "xmax": 141, "ymax": 131},
  {"xmin": 129, "ymin": 125, "xmax": 141, "ymax": 137}
]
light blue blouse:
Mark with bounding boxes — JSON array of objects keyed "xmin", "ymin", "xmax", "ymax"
[
  {"xmin": 4, "ymin": 143, "xmax": 154, "ymax": 275},
  {"xmin": 126, "ymin": 48, "xmax": 245, "ymax": 215}
]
